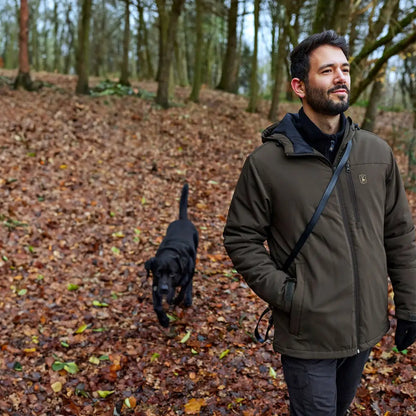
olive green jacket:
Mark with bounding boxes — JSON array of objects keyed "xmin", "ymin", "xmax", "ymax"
[{"xmin": 223, "ymin": 113, "xmax": 416, "ymax": 359}]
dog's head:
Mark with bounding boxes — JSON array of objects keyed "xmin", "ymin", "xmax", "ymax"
[{"xmin": 145, "ymin": 255, "xmax": 185, "ymax": 304}]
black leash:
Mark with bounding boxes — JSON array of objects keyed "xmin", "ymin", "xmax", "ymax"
[{"xmin": 255, "ymin": 140, "xmax": 353, "ymax": 343}]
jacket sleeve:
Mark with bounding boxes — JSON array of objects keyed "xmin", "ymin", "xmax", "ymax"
[
  {"xmin": 223, "ymin": 155, "xmax": 289, "ymax": 310},
  {"xmin": 384, "ymin": 151, "xmax": 416, "ymax": 322}
]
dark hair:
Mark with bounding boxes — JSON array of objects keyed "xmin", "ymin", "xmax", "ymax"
[{"xmin": 290, "ymin": 30, "xmax": 349, "ymax": 81}]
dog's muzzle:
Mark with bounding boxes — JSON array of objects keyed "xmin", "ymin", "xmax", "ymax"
[{"xmin": 159, "ymin": 283, "xmax": 169, "ymax": 295}]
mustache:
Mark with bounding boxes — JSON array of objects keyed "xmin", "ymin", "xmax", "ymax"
[{"xmin": 328, "ymin": 85, "xmax": 350, "ymax": 94}]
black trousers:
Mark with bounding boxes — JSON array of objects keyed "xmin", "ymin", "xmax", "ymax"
[{"xmin": 281, "ymin": 349, "xmax": 371, "ymax": 416}]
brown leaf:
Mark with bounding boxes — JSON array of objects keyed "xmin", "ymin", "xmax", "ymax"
[{"xmin": 184, "ymin": 398, "xmax": 206, "ymax": 414}]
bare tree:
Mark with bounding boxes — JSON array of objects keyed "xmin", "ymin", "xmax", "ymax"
[
  {"xmin": 119, "ymin": 0, "xmax": 131, "ymax": 86},
  {"xmin": 312, "ymin": 0, "xmax": 351, "ymax": 35},
  {"xmin": 268, "ymin": 0, "xmax": 301, "ymax": 120},
  {"xmin": 62, "ymin": 1, "xmax": 75, "ymax": 75},
  {"xmin": 361, "ymin": 0, "xmax": 399, "ymax": 130},
  {"xmin": 400, "ymin": 46, "xmax": 416, "ymax": 187},
  {"xmin": 247, "ymin": 0, "xmax": 260, "ymax": 113},
  {"xmin": 136, "ymin": 1, "xmax": 154, "ymax": 80},
  {"xmin": 14, "ymin": 0, "xmax": 33, "ymax": 90},
  {"xmin": 350, "ymin": 5, "xmax": 416, "ymax": 105},
  {"xmin": 155, "ymin": 0, "xmax": 186, "ymax": 108},
  {"xmin": 189, "ymin": 0, "xmax": 204, "ymax": 102},
  {"xmin": 75, "ymin": 0, "xmax": 92, "ymax": 95},
  {"xmin": 216, "ymin": 0, "xmax": 239, "ymax": 93}
]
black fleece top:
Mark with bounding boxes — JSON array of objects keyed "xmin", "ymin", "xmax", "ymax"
[{"xmin": 294, "ymin": 108, "xmax": 346, "ymax": 164}]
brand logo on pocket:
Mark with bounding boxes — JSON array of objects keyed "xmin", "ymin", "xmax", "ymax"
[{"xmin": 359, "ymin": 174, "xmax": 367, "ymax": 184}]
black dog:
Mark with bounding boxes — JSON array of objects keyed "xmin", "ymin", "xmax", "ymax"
[{"xmin": 145, "ymin": 183, "xmax": 198, "ymax": 327}]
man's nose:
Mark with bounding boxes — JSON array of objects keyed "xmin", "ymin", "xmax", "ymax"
[{"xmin": 334, "ymin": 68, "xmax": 348, "ymax": 84}]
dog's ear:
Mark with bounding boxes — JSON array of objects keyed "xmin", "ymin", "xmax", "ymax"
[{"xmin": 145, "ymin": 258, "xmax": 155, "ymax": 277}]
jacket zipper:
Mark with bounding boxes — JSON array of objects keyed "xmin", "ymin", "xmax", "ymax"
[
  {"xmin": 345, "ymin": 162, "xmax": 361, "ymax": 226},
  {"xmin": 325, "ymin": 138, "xmax": 362, "ymax": 353},
  {"xmin": 338, "ymin": 155, "xmax": 361, "ymax": 354},
  {"xmin": 329, "ymin": 139, "xmax": 335, "ymax": 153}
]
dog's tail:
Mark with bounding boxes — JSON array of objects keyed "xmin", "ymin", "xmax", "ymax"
[{"xmin": 179, "ymin": 183, "xmax": 189, "ymax": 220}]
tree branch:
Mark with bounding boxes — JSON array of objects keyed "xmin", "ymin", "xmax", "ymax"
[
  {"xmin": 351, "ymin": 7, "xmax": 416, "ymax": 71},
  {"xmin": 350, "ymin": 29, "xmax": 416, "ymax": 105}
]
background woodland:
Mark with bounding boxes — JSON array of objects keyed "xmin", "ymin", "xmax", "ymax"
[
  {"xmin": 1, "ymin": 1, "xmax": 416, "ymax": 120},
  {"xmin": 0, "ymin": 0, "xmax": 416, "ymax": 415}
]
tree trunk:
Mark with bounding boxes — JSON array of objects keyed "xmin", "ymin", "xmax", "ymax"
[
  {"xmin": 155, "ymin": 0, "xmax": 186, "ymax": 108},
  {"xmin": 119, "ymin": 0, "xmax": 131, "ymax": 86},
  {"xmin": 312, "ymin": 0, "xmax": 334, "ymax": 33},
  {"xmin": 14, "ymin": 0, "xmax": 33, "ymax": 90},
  {"xmin": 190, "ymin": 0, "xmax": 204, "ymax": 103},
  {"xmin": 203, "ymin": 32, "xmax": 214, "ymax": 87},
  {"xmin": 42, "ymin": 0, "xmax": 50, "ymax": 70},
  {"xmin": 268, "ymin": 12, "xmax": 289, "ymax": 121},
  {"xmin": 174, "ymin": 16, "xmax": 188, "ymax": 87},
  {"xmin": 53, "ymin": 1, "xmax": 59, "ymax": 72},
  {"xmin": 361, "ymin": 70, "xmax": 385, "ymax": 132},
  {"xmin": 143, "ymin": 6, "xmax": 154, "ymax": 79},
  {"xmin": 331, "ymin": 0, "xmax": 351, "ymax": 35},
  {"xmin": 29, "ymin": 0, "xmax": 41, "ymax": 71},
  {"xmin": 247, "ymin": 0, "xmax": 260, "ymax": 113},
  {"xmin": 75, "ymin": 0, "xmax": 92, "ymax": 95},
  {"xmin": 63, "ymin": 2, "xmax": 75, "ymax": 75},
  {"xmin": 216, "ymin": 0, "xmax": 239, "ymax": 93},
  {"xmin": 269, "ymin": 2, "xmax": 279, "ymax": 84},
  {"xmin": 137, "ymin": 1, "xmax": 154, "ymax": 79},
  {"xmin": 268, "ymin": 0, "xmax": 300, "ymax": 118},
  {"xmin": 90, "ymin": 0, "xmax": 106, "ymax": 77},
  {"xmin": 155, "ymin": 0, "xmax": 169, "ymax": 83}
]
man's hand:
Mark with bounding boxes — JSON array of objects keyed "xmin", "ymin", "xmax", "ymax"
[{"xmin": 395, "ymin": 319, "xmax": 416, "ymax": 351}]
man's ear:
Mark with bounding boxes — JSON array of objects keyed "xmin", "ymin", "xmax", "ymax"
[{"xmin": 291, "ymin": 78, "xmax": 306, "ymax": 99}]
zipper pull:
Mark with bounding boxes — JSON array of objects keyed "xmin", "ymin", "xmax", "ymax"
[
  {"xmin": 345, "ymin": 161, "xmax": 351, "ymax": 173},
  {"xmin": 329, "ymin": 139, "xmax": 335, "ymax": 153}
]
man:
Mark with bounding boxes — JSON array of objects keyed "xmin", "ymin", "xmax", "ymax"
[{"xmin": 223, "ymin": 30, "xmax": 416, "ymax": 416}]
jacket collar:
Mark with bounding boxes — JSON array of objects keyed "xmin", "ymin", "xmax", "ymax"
[{"xmin": 262, "ymin": 111, "xmax": 352, "ymax": 157}]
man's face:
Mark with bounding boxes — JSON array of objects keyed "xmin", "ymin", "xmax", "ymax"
[{"xmin": 303, "ymin": 44, "xmax": 350, "ymax": 116}]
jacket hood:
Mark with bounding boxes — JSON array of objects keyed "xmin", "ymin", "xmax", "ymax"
[{"xmin": 262, "ymin": 113, "xmax": 314, "ymax": 154}]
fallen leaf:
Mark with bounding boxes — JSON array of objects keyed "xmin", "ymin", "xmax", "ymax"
[
  {"xmin": 97, "ymin": 390, "xmax": 115, "ymax": 398},
  {"xmin": 51, "ymin": 381, "xmax": 62, "ymax": 393},
  {"xmin": 184, "ymin": 398, "xmax": 206, "ymax": 414}
]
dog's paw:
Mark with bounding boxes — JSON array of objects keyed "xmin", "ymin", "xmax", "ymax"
[
  {"xmin": 183, "ymin": 291, "xmax": 193, "ymax": 307},
  {"xmin": 184, "ymin": 298, "xmax": 192, "ymax": 308},
  {"xmin": 159, "ymin": 314, "xmax": 170, "ymax": 328}
]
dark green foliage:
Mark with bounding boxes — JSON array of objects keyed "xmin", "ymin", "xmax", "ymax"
[{"xmin": 90, "ymin": 80, "xmax": 155, "ymax": 99}]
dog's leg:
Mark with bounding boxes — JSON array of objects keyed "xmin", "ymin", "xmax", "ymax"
[
  {"xmin": 174, "ymin": 274, "xmax": 193, "ymax": 307},
  {"xmin": 173, "ymin": 285, "xmax": 185, "ymax": 305},
  {"xmin": 153, "ymin": 287, "xmax": 170, "ymax": 327},
  {"xmin": 184, "ymin": 271, "xmax": 193, "ymax": 307}
]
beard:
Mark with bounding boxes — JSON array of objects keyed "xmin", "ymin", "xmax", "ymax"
[{"xmin": 304, "ymin": 83, "xmax": 350, "ymax": 116}]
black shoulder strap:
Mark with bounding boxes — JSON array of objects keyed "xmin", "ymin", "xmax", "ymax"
[
  {"xmin": 255, "ymin": 140, "xmax": 353, "ymax": 343},
  {"xmin": 281, "ymin": 140, "xmax": 352, "ymax": 272}
]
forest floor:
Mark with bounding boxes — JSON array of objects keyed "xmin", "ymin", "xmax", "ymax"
[{"xmin": 0, "ymin": 69, "xmax": 415, "ymax": 416}]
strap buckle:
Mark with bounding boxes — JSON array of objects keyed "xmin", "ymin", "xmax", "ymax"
[{"xmin": 254, "ymin": 306, "xmax": 274, "ymax": 343}]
